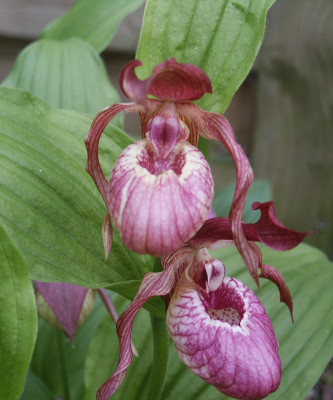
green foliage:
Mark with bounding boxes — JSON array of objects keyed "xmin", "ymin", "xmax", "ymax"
[
  {"xmin": 136, "ymin": 0, "xmax": 275, "ymax": 113},
  {"xmin": 0, "ymin": 87, "xmax": 152, "ymax": 289},
  {"xmin": 41, "ymin": 0, "xmax": 145, "ymax": 53},
  {"xmin": 2, "ymin": 38, "xmax": 119, "ymax": 116},
  {"xmin": 20, "ymin": 372, "xmax": 55, "ymax": 400},
  {"xmin": 213, "ymin": 179, "xmax": 272, "ymax": 223},
  {"xmin": 0, "ymin": 223, "xmax": 38, "ymax": 400},
  {"xmin": 21, "ymin": 293, "xmax": 107, "ymax": 400}
]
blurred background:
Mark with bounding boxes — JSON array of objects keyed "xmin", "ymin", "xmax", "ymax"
[{"xmin": 0, "ymin": 1, "xmax": 332, "ymax": 398}]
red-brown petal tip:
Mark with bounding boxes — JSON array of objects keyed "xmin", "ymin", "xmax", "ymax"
[
  {"xmin": 260, "ymin": 264, "xmax": 294, "ymax": 322},
  {"xmin": 252, "ymin": 201, "xmax": 312, "ymax": 251},
  {"xmin": 148, "ymin": 58, "xmax": 212, "ymax": 101},
  {"xmin": 120, "ymin": 58, "xmax": 212, "ymax": 103},
  {"xmin": 120, "ymin": 60, "xmax": 151, "ymax": 103}
]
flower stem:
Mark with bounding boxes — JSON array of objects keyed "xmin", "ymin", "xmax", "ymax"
[
  {"xmin": 145, "ymin": 314, "xmax": 169, "ymax": 400},
  {"xmin": 144, "ymin": 258, "xmax": 169, "ymax": 400},
  {"xmin": 97, "ymin": 288, "xmax": 118, "ymax": 323},
  {"xmin": 57, "ymin": 331, "xmax": 71, "ymax": 400}
]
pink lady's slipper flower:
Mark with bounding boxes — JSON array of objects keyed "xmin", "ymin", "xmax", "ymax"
[
  {"xmin": 96, "ymin": 202, "xmax": 310, "ymax": 400},
  {"xmin": 85, "ymin": 58, "xmax": 252, "ymax": 258},
  {"xmin": 167, "ymin": 249, "xmax": 281, "ymax": 400}
]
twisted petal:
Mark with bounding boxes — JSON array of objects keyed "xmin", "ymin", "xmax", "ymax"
[
  {"xmin": 109, "ymin": 140, "xmax": 214, "ymax": 256},
  {"xmin": 85, "ymin": 103, "xmax": 139, "ymax": 206},
  {"xmin": 180, "ymin": 104, "xmax": 259, "ymax": 283},
  {"xmin": 120, "ymin": 58, "xmax": 212, "ymax": 103},
  {"xmin": 251, "ymin": 202, "xmax": 312, "ymax": 250},
  {"xmin": 260, "ymin": 264, "xmax": 294, "ymax": 322},
  {"xmin": 186, "ymin": 201, "xmax": 311, "ymax": 319},
  {"xmin": 188, "ymin": 201, "xmax": 310, "ymax": 251},
  {"xmin": 167, "ymin": 271, "xmax": 281, "ymax": 400},
  {"xmin": 97, "ymin": 266, "xmax": 176, "ymax": 400}
]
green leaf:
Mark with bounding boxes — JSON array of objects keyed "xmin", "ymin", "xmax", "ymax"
[
  {"xmin": 85, "ymin": 244, "xmax": 333, "ymax": 400},
  {"xmin": 213, "ymin": 179, "xmax": 272, "ymax": 223},
  {"xmin": 41, "ymin": 0, "xmax": 145, "ymax": 53},
  {"xmin": 2, "ymin": 38, "xmax": 119, "ymax": 116},
  {"xmin": 0, "ymin": 222, "xmax": 38, "ymax": 400},
  {"xmin": 0, "ymin": 86, "xmax": 152, "ymax": 289},
  {"xmin": 136, "ymin": 0, "xmax": 275, "ymax": 113},
  {"xmin": 20, "ymin": 372, "xmax": 54, "ymax": 400},
  {"xmin": 29, "ymin": 294, "xmax": 107, "ymax": 400}
]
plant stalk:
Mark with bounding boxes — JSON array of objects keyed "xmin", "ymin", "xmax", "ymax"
[{"xmin": 57, "ymin": 331, "xmax": 71, "ymax": 400}]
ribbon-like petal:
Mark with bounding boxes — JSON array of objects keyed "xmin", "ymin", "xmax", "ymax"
[
  {"xmin": 179, "ymin": 104, "xmax": 258, "ymax": 283},
  {"xmin": 85, "ymin": 103, "xmax": 140, "ymax": 206},
  {"xmin": 251, "ymin": 202, "xmax": 312, "ymax": 250},
  {"xmin": 187, "ymin": 201, "xmax": 310, "ymax": 252},
  {"xmin": 260, "ymin": 264, "xmax": 294, "ymax": 322},
  {"xmin": 97, "ymin": 267, "xmax": 176, "ymax": 400},
  {"xmin": 186, "ymin": 201, "xmax": 310, "ymax": 319}
]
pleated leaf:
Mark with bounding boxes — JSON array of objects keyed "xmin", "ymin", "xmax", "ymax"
[
  {"xmin": 136, "ymin": 0, "xmax": 275, "ymax": 113},
  {"xmin": 0, "ymin": 222, "xmax": 38, "ymax": 400},
  {"xmin": 0, "ymin": 86, "xmax": 152, "ymax": 289},
  {"xmin": 41, "ymin": 0, "xmax": 145, "ymax": 53},
  {"xmin": 84, "ymin": 243, "xmax": 333, "ymax": 400},
  {"xmin": 2, "ymin": 38, "xmax": 119, "ymax": 116}
]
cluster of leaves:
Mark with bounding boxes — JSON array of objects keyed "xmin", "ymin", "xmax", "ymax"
[{"xmin": 0, "ymin": 1, "xmax": 333, "ymax": 400}]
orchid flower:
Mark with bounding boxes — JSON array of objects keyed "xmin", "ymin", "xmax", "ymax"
[
  {"xmin": 85, "ymin": 59, "xmax": 311, "ymax": 399},
  {"xmin": 96, "ymin": 201, "xmax": 310, "ymax": 400},
  {"xmin": 85, "ymin": 58, "xmax": 251, "ymax": 259},
  {"xmin": 167, "ymin": 250, "xmax": 281, "ymax": 400}
]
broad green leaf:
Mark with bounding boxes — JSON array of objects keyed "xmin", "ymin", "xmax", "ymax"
[
  {"xmin": 213, "ymin": 179, "xmax": 272, "ymax": 223},
  {"xmin": 41, "ymin": 0, "xmax": 145, "ymax": 53},
  {"xmin": 136, "ymin": 0, "xmax": 275, "ymax": 113},
  {"xmin": 0, "ymin": 222, "xmax": 38, "ymax": 400},
  {"xmin": 85, "ymin": 244, "xmax": 333, "ymax": 400},
  {"xmin": 20, "ymin": 372, "xmax": 54, "ymax": 400},
  {"xmin": 2, "ymin": 38, "xmax": 119, "ymax": 116},
  {"xmin": 29, "ymin": 294, "xmax": 106, "ymax": 400},
  {"xmin": 0, "ymin": 86, "xmax": 152, "ymax": 289}
]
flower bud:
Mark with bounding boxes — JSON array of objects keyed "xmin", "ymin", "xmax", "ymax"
[{"xmin": 35, "ymin": 282, "xmax": 95, "ymax": 344}]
